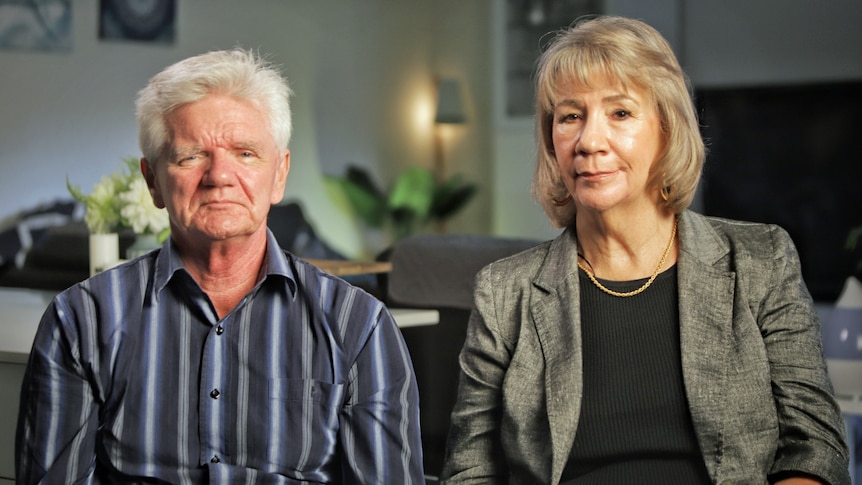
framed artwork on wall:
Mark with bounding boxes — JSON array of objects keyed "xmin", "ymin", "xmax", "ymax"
[
  {"xmin": 99, "ymin": 0, "xmax": 176, "ymax": 44},
  {"xmin": 0, "ymin": 0, "xmax": 71, "ymax": 52},
  {"xmin": 503, "ymin": 0, "xmax": 603, "ymax": 118}
]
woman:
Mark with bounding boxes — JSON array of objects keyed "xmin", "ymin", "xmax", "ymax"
[{"xmin": 440, "ymin": 16, "xmax": 850, "ymax": 485}]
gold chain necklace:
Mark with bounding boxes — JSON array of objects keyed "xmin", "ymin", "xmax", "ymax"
[{"xmin": 577, "ymin": 217, "xmax": 678, "ymax": 298}]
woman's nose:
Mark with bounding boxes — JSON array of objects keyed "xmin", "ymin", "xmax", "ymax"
[{"xmin": 576, "ymin": 116, "xmax": 608, "ymax": 155}]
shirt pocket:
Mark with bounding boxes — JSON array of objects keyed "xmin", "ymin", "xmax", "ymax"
[{"xmin": 265, "ymin": 378, "xmax": 346, "ymax": 476}]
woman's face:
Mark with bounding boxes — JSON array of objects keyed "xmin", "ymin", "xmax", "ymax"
[{"xmin": 551, "ymin": 78, "xmax": 664, "ymax": 216}]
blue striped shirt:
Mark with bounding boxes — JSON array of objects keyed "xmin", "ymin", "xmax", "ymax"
[{"xmin": 16, "ymin": 230, "xmax": 424, "ymax": 484}]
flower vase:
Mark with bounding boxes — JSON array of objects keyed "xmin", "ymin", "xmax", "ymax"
[
  {"xmin": 126, "ymin": 233, "xmax": 161, "ymax": 260},
  {"xmin": 89, "ymin": 233, "xmax": 120, "ymax": 276}
]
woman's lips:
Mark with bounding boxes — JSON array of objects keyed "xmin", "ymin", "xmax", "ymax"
[{"xmin": 576, "ymin": 170, "xmax": 617, "ymax": 181}]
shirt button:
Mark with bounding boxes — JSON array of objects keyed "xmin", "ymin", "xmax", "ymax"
[
  {"xmin": 210, "ymin": 389, "xmax": 220, "ymax": 399},
  {"xmin": 216, "ymin": 326, "xmax": 224, "ymax": 335},
  {"xmin": 210, "ymin": 455, "xmax": 220, "ymax": 463}
]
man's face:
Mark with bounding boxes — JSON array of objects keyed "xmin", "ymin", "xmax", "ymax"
[{"xmin": 143, "ymin": 93, "xmax": 289, "ymax": 246}]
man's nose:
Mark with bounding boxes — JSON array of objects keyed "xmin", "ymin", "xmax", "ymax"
[{"xmin": 203, "ymin": 151, "xmax": 234, "ymax": 185}]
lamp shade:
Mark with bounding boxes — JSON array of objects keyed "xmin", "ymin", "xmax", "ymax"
[
  {"xmin": 822, "ymin": 276, "xmax": 862, "ymax": 412},
  {"xmin": 435, "ymin": 78, "xmax": 466, "ymax": 124}
]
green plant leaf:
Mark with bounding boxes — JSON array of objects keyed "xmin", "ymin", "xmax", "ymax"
[
  {"xmin": 345, "ymin": 165, "xmax": 385, "ymax": 201},
  {"xmin": 326, "ymin": 176, "xmax": 387, "ymax": 228},
  {"xmin": 325, "ymin": 164, "xmax": 478, "ymax": 242},
  {"xmin": 431, "ymin": 175, "xmax": 478, "ymax": 220},
  {"xmin": 388, "ymin": 166, "xmax": 434, "ymax": 219},
  {"xmin": 847, "ymin": 225, "xmax": 862, "ymax": 251},
  {"xmin": 66, "ymin": 177, "xmax": 87, "ymax": 204},
  {"xmin": 322, "ymin": 175, "xmax": 354, "ymax": 212},
  {"xmin": 390, "ymin": 207, "xmax": 420, "ymax": 241}
]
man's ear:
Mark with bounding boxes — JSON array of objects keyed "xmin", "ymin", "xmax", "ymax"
[
  {"xmin": 271, "ymin": 150, "xmax": 290, "ymax": 205},
  {"xmin": 141, "ymin": 158, "xmax": 166, "ymax": 209}
]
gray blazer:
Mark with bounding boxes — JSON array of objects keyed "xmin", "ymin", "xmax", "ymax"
[{"xmin": 441, "ymin": 211, "xmax": 850, "ymax": 485}]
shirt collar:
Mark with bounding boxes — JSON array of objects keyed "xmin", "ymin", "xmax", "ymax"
[{"xmin": 153, "ymin": 228, "xmax": 297, "ymax": 296}]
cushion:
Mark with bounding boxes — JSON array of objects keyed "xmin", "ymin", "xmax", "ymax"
[
  {"xmin": 387, "ymin": 233, "xmax": 540, "ymax": 310},
  {"xmin": 0, "ymin": 199, "xmax": 82, "ymax": 269},
  {"xmin": 267, "ymin": 202, "xmax": 345, "ymax": 260}
]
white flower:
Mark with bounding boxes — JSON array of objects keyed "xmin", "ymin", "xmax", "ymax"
[
  {"xmin": 68, "ymin": 157, "xmax": 170, "ymax": 239},
  {"xmin": 119, "ymin": 177, "xmax": 169, "ymax": 235},
  {"xmin": 81, "ymin": 173, "xmax": 124, "ymax": 233}
]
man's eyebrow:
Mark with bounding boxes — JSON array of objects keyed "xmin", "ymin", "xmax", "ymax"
[
  {"xmin": 171, "ymin": 146, "xmax": 203, "ymax": 159},
  {"xmin": 170, "ymin": 141, "xmax": 264, "ymax": 159},
  {"xmin": 235, "ymin": 141, "xmax": 263, "ymax": 152}
]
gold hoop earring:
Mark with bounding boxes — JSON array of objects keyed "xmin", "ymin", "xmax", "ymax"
[
  {"xmin": 552, "ymin": 194, "xmax": 572, "ymax": 206},
  {"xmin": 660, "ymin": 186, "xmax": 671, "ymax": 202}
]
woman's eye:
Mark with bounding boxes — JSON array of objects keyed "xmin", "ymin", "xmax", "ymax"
[
  {"xmin": 557, "ymin": 113, "xmax": 580, "ymax": 123},
  {"xmin": 613, "ymin": 109, "xmax": 631, "ymax": 119}
]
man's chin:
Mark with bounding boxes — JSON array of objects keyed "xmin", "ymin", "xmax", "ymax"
[{"xmin": 184, "ymin": 221, "xmax": 260, "ymax": 243}]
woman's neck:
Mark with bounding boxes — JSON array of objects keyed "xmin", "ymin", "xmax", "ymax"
[{"xmin": 575, "ymin": 209, "xmax": 678, "ymax": 282}]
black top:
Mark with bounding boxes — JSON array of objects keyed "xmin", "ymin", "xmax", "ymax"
[{"xmin": 560, "ymin": 266, "xmax": 711, "ymax": 484}]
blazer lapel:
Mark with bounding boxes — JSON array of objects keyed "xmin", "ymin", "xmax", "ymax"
[
  {"xmin": 527, "ymin": 213, "xmax": 735, "ymax": 482},
  {"xmin": 676, "ymin": 211, "xmax": 735, "ymax": 476},
  {"xmin": 531, "ymin": 227, "xmax": 583, "ymax": 484}
]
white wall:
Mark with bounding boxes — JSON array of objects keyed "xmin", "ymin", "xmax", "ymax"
[
  {"xmin": 683, "ymin": 0, "xmax": 862, "ymax": 87},
  {"xmin": 3, "ymin": 0, "xmax": 860, "ymax": 256},
  {"xmin": 427, "ymin": 0, "xmax": 495, "ymax": 237},
  {"xmin": 0, "ymin": 0, "xmax": 494, "ymax": 258}
]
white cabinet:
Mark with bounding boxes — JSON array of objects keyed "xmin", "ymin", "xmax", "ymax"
[
  {"xmin": 0, "ymin": 287, "xmax": 52, "ymax": 482},
  {"xmin": 0, "ymin": 364, "xmax": 25, "ymax": 480}
]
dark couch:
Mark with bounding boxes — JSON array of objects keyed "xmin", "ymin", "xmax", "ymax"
[
  {"xmin": 381, "ymin": 233, "xmax": 541, "ymax": 477},
  {"xmin": 0, "ymin": 201, "xmax": 345, "ymax": 292}
]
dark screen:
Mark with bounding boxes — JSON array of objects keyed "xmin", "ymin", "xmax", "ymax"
[{"xmin": 697, "ymin": 82, "xmax": 862, "ymax": 301}]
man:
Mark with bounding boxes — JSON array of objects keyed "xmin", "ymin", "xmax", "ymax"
[{"xmin": 16, "ymin": 49, "xmax": 424, "ymax": 484}]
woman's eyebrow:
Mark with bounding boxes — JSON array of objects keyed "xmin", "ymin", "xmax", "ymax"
[
  {"xmin": 554, "ymin": 93, "xmax": 637, "ymax": 110},
  {"xmin": 554, "ymin": 98, "xmax": 584, "ymax": 110}
]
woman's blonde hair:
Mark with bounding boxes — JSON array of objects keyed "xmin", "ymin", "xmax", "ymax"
[{"xmin": 531, "ymin": 16, "xmax": 704, "ymax": 227}]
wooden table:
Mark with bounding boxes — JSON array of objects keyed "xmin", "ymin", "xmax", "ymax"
[{"xmin": 305, "ymin": 259, "xmax": 393, "ymax": 276}]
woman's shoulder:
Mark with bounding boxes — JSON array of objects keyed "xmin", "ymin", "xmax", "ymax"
[
  {"xmin": 474, "ymin": 236, "xmax": 569, "ymax": 295},
  {"xmin": 683, "ymin": 211, "xmax": 795, "ymax": 259},
  {"xmin": 479, "ymin": 239, "xmax": 553, "ymax": 274}
]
